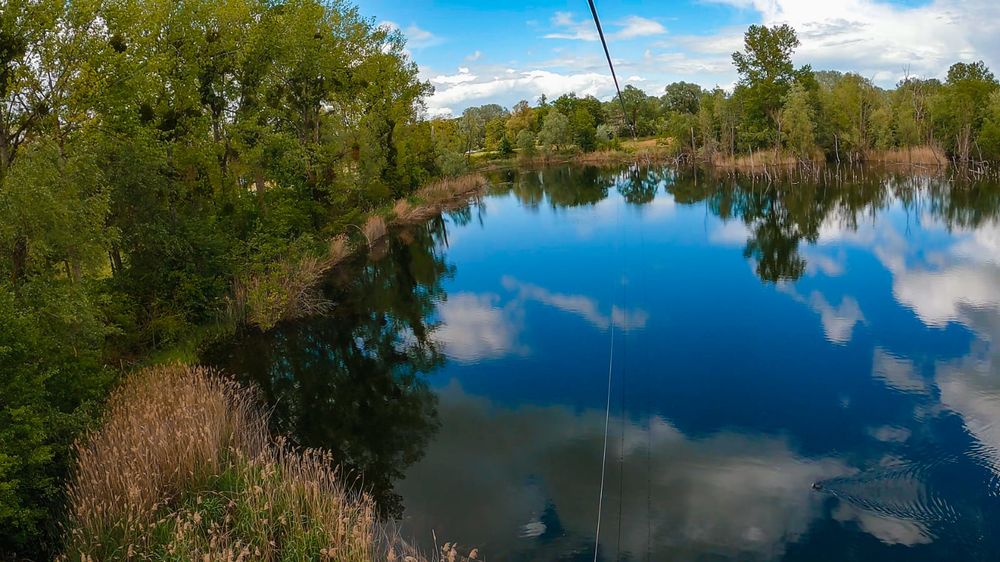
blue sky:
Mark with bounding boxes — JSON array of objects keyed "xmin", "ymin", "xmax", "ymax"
[{"xmin": 358, "ymin": 0, "xmax": 1000, "ymax": 116}]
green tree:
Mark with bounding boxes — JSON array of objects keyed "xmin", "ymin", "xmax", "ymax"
[
  {"xmin": 979, "ymin": 91, "xmax": 1000, "ymax": 161},
  {"xmin": 932, "ymin": 61, "xmax": 998, "ymax": 164},
  {"xmin": 663, "ymin": 82, "xmax": 704, "ymax": 114},
  {"xmin": 538, "ymin": 110, "xmax": 570, "ymax": 152},
  {"xmin": 572, "ymin": 107, "xmax": 597, "ymax": 152},
  {"xmin": 782, "ymin": 82, "xmax": 817, "ymax": 157},
  {"xmin": 516, "ymin": 129, "xmax": 537, "ymax": 158},
  {"xmin": 732, "ymin": 24, "xmax": 802, "ymax": 148}
]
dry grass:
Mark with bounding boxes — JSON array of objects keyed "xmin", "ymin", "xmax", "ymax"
[
  {"xmin": 709, "ymin": 149, "xmax": 824, "ymax": 170},
  {"xmin": 62, "ymin": 364, "xmax": 412, "ymax": 561},
  {"xmin": 392, "ymin": 175, "xmax": 488, "ymax": 225},
  {"xmin": 362, "ymin": 216, "xmax": 388, "ymax": 248},
  {"xmin": 868, "ymin": 145, "xmax": 947, "ymax": 167}
]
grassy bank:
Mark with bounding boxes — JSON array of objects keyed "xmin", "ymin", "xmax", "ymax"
[
  {"xmin": 61, "ymin": 364, "xmax": 468, "ymax": 561},
  {"xmin": 222, "ymin": 174, "xmax": 488, "ymax": 333}
]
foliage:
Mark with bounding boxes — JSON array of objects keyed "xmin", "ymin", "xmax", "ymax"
[
  {"xmin": 782, "ymin": 82, "xmax": 817, "ymax": 157},
  {"xmin": 538, "ymin": 110, "xmax": 571, "ymax": 152},
  {"xmin": 516, "ymin": 130, "xmax": 537, "ymax": 158}
]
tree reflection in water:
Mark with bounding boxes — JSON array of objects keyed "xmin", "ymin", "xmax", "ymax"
[{"xmin": 205, "ymin": 221, "xmax": 453, "ymax": 517}]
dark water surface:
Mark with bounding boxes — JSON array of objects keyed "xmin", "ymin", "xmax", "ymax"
[{"xmin": 206, "ymin": 165, "xmax": 1000, "ymax": 561}]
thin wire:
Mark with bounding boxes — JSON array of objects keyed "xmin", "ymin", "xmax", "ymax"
[
  {"xmin": 587, "ymin": 0, "xmax": 637, "ymax": 139},
  {"xmin": 593, "ymin": 169, "xmax": 623, "ymax": 562},
  {"xmin": 615, "ymin": 186, "xmax": 627, "ymax": 562}
]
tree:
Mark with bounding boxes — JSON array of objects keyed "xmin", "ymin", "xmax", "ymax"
[
  {"xmin": 506, "ymin": 100, "xmax": 536, "ymax": 138},
  {"xmin": 782, "ymin": 82, "xmax": 817, "ymax": 157},
  {"xmin": 498, "ymin": 133, "xmax": 514, "ymax": 157},
  {"xmin": 979, "ymin": 91, "xmax": 1000, "ymax": 161},
  {"xmin": 484, "ymin": 116, "xmax": 506, "ymax": 151},
  {"xmin": 572, "ymin": 107, "xmax": 597, "ymax": 152},
  {"xmin": 663, "ymin": 82, "xmax": 704, "ymax": 114},
  {"xmin": 516, "ymin": 129, "xmax": 536, "ymax": 157},
  {"xmin": 538, "ymin": 110, "xmax": 570, "ymax": 152},
  {"xmin": 932, "ymin": 61, "xmax": 998, "ymax": 165},
  {"xmin": 732, "ymin": 24, "xmax": 802, "ymax": 148}
]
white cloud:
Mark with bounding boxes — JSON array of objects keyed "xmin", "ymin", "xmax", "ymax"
[
  {"xmin": 543, "ymin": 11, "xmax": 599, "ymax": 41},
  {"xmin": 433, "ymin": 293, "xmax": 525, "ymax": 363},
  {"xmin": 501, "ymin": 276, "xmax": 649, "ymax": 331},
  {"xmin": 429, "ymin": 67, "xmax": 477, "ymax": 86},
  {"xmin": 686, "ymin": 0, "xmax": 1000, "ymax": 87},
  {"xmin": 465, "ymin": 50, "xmax": 482, "ymax": 62},
  {"xmin": 426, "ymin": 69, "xmax": 616, "ymax": 116},
  {"xmin": 544, "ymin": 12, "xmax": 666, "ymax": 42},
  {"xmin": 380, "ymin": 20, "xmax": 443, "ymax": 49},
  {"xmin": 614, "ymin": 16, "xmax": 667, "ymax": 40}
]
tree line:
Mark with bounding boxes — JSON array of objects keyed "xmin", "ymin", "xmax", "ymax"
[{"xmin": 442, "ymin": 24, "xmax": 1000, "ymax": 168}]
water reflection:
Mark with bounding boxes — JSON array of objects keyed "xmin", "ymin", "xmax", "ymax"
[
  {"xmin": 206, "ymin": 164, "xmax": 1000, "ymax": 560},
  {"xmin": 205, "ymin": 224, "xmax": 452, "ymax": 516}
]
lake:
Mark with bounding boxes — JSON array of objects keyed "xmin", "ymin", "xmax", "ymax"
[{"xmin": 205, "ymin": 164, "xmax": 1000, "ymax": 561}]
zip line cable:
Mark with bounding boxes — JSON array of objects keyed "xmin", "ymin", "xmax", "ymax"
[
  {"xmin": 587, "ymin": 0, "xmax": 637, "ymax": 139},
  {"xmin": 593, "ymin": 184, "xmax": 621, "ymax": 562}
]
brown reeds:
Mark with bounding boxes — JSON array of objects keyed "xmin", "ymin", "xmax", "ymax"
[
  {"xmin": 392, "ymin": 175, "xmax": 488, "ymax": 225},
  {"xmin": 62, "ymin": 364, "xmax": 403, "ymax": 561},
  {"xmin": 867, "ymin": 145, "xmax": 946, "ymax": 167},
  {"xmin": 362, "ymin": 216, "xmax": 388, "ymax": 247}
]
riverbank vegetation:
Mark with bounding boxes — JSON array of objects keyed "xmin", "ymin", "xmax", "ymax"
[
  {"xmin": 441, "ymin": 25, "xmax": 1000, "ymax": 172},
  {"xmin": 1, "ymin": 0, "xmax": 998, "ymax": 557},
  {"xmin": 0, "ymin": 0, "xmax": 472, "ymax": 556}
]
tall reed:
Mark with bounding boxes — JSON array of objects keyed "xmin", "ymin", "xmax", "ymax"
[{"xmin": 62, "ymin": 364, "xmax": 407, "ymax": 561}]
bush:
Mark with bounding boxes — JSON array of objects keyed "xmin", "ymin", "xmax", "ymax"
[{"xmin": 0, "ymin": 282, "xmax": 115, "ymax": 559}]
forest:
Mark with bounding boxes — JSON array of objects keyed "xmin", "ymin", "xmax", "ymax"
[{"xmin": 1, "ymin": 0, "xmax": 999, "ymax": 558}]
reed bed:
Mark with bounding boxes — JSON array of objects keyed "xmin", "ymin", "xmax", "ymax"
[
  {"xmin": 393, "ymin": 175, "xmax": 488, "ymax": 225},
  {"xmin": 362, "ymin": 216, "xmax": 388, "ymax": 247},
  {"xmin": 709, "ymin": 149, "xmax": 823, "ymax": 170},
  {"xmin": 867, "ymin": 145, "xmax": 946, "ymax": 167},
  {"xmin": 61, "ymin": 364, "xmax": 417, "ymax": 561}
]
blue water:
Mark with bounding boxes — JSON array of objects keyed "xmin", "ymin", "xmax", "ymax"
[{"xmin": 207, "ymin": 165, "xmax": 1000, "ymax": 561}]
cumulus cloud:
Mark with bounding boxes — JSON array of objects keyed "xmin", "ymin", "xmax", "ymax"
[
  {"xmin": 684, "ymin": 0, "xmax": 1000, "ymax": 86},
  {"xmin": 614, "ymin": 16, "xmax": 667, "ymax": 40},
  {"xmin": 433, "ymin": 293, "xmax": 525, "ymax": 363},
  {"xmin": 544, "ymin": 12, "xmax": 666, "ymax": 42},
  {"xmin": 397, "ymin": 384, "xmax": 852, "ymax": 559},
  {"xmin": 426, "ymin": 69, "xmax": 616, "ymax": 116},
  {"xmin": 543, "ymin": 11, "xmax": 599, "ymax": 41}
]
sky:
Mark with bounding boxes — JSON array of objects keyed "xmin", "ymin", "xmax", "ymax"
[{"xmin": 358, "ymin": 0, "xmax": 1000, "ymax": 117}]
